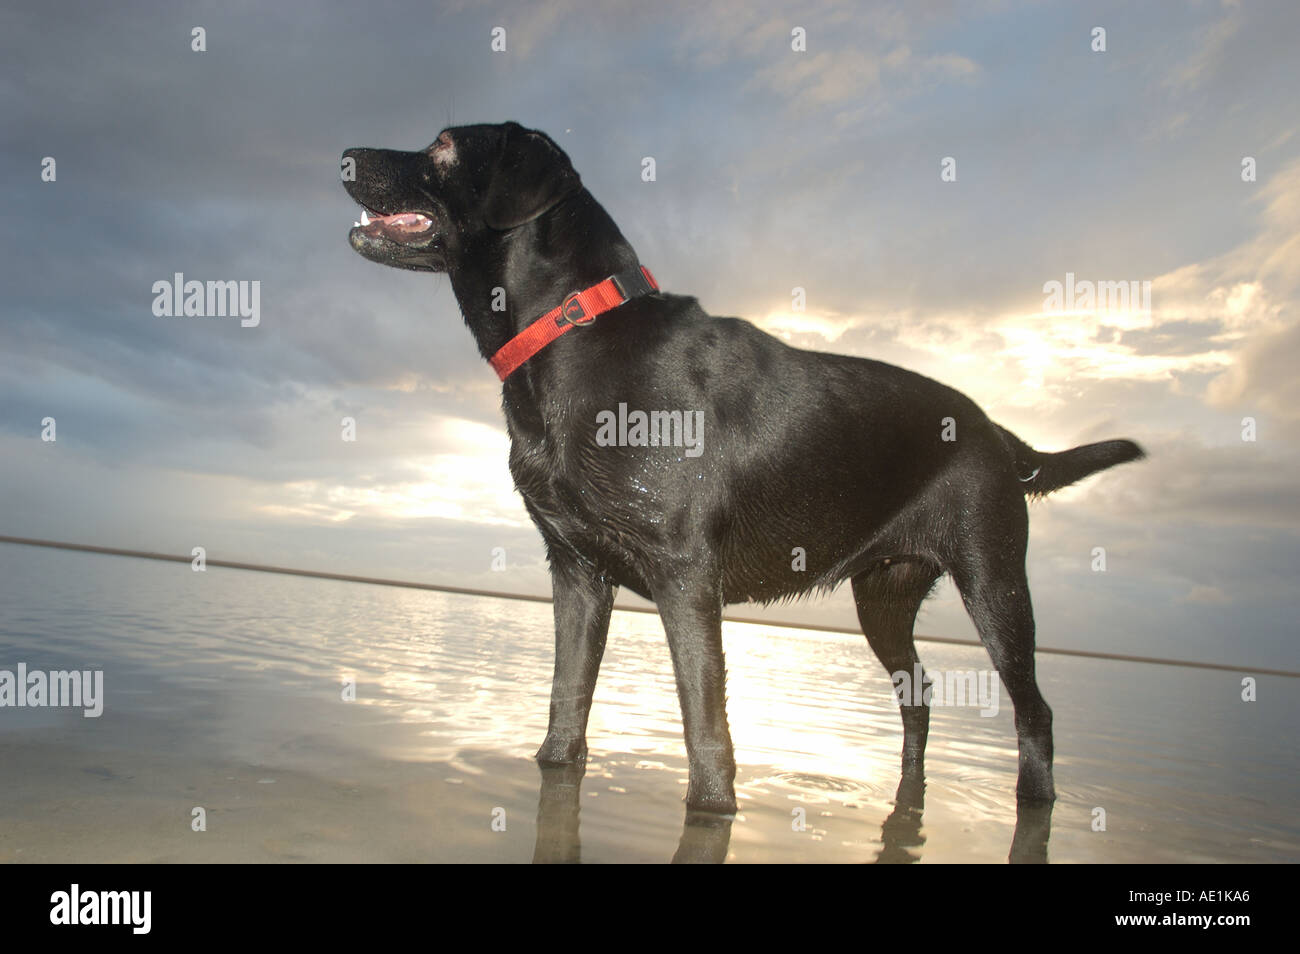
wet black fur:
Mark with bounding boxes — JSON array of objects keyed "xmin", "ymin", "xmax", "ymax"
[{"xmin": 343, "ymin": 122, "xmax": 1145, "ymax": 814}]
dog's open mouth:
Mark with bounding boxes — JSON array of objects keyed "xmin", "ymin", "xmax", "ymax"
[{"xmin": 350, "ymin": 207, "xmax": 438, "ymax": 245}]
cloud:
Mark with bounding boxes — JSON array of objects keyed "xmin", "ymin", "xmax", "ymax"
[
  {"xmin": 1205, "ymin": 320, "xmax": 1300, "ymax": 437},
  {"xmin": 748, "ymin": 148, "xmax": 1300, "ymax": 436},
  {"xmin": 1161, "ymin": 9, "xmax": 1242, "ymax": 94}
]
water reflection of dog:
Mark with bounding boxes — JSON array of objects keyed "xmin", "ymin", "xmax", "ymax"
[
  {"xmin": 873, "ymin": 766, "xmax": 1054, "ymax": 864},
  {"xmin": 532, "ymin": 762, "xmax": 1049, "ymax": 864},
  {"xmin": 532, "ymin": 763, "xmax": 732, "ymax": 864}
]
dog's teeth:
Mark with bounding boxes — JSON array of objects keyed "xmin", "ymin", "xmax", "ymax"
[{"xmin": 360, "ymin": 210, "xmax": 370, "ymax": 225}]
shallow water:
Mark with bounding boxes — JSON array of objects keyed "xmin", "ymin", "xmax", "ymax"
[{"xmin": 0, "ymin": 541, "xmax": 1295, "ymax": 863}]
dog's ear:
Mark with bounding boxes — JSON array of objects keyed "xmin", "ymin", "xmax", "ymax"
[{"xmin": 482, "ymin": 122, "xmax": 582, "ymax": 230}]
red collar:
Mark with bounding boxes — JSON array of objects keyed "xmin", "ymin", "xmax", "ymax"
[{"xmin": 488, "ymin": 266, "xmax": 659, "ymax": 380}]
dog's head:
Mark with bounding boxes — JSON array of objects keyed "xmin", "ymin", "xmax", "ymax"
[{"xmin": 341, "ymin": 121, "xmax": 582, "ymax": 272}]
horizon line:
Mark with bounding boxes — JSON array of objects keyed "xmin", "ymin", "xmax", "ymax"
[{"xmin": 1, "ymin": 534, "xmax": 1294, "ymax": 678}]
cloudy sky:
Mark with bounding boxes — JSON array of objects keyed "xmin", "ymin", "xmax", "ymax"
[{"xmin": 1, "ymin": 0, "xmax": 1296, "ymax": 669}]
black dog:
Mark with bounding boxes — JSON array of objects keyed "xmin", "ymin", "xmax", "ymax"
[{"xmin": 342, "ymin": 122, "xmax": 1143, "ymax": 814}]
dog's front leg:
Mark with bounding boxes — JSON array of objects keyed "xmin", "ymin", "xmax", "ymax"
[
  {"xmin": 654, "ymin": 571, "xmax": 737, "ymax": 815},
  {"xmin": 535, "ymin": 556, "xmax": 615, "ymax": 765}
]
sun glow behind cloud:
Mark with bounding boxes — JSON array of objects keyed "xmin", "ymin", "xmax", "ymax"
[
  {"xmin": 255, "ymin": 417, "xmax": 527, "ymax": 527},
  {"xmin": 756, "ymin": 268, "xmax": 1283, "ymax": 419},
  {"xmin": 757, "ymin": 309, "xmax": 863, "ymax": 343},
  {"xmin": 992, "ymin": 309, "xmax": 1231, "ymax": 396}
]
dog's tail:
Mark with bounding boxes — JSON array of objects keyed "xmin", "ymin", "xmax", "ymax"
[{"xmin": 997, "ymin": 425, "xmax": 1145, "ymax": 497}]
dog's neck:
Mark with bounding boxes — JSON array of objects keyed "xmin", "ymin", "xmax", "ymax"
[{"xmin": 448, "ymin": 190, "xmax": 640, "ymax": 369}]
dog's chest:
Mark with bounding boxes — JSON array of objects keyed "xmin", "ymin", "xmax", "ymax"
[{"xmin": 506, "ymin": 422, "xmax": 668, "ymax": 572}]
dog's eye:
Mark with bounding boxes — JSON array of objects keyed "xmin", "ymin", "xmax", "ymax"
[{"xmin": 429, "ymin": 133, "xmax": 457, "ymax": 175}]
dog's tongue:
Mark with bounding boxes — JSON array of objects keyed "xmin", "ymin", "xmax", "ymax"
[
  {"xmin": 378, "ymin": 212, "xmax": 428, "ymax": 228},
  {"xmin": 357, "ymin": 210, "xmax": 433, "ymax": 232}
]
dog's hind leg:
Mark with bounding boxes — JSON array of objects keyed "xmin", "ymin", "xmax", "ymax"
[
  {"xmin": 949, "ymin": 495, "xmax": 1055, "ymax": 802},
  {"xmin": 851, "ymin": 560, "xmax": 941, "ymax": 768},
  {"xmin": 536, "ymin": 555, "xmax": 615, "ymax": 765}
]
